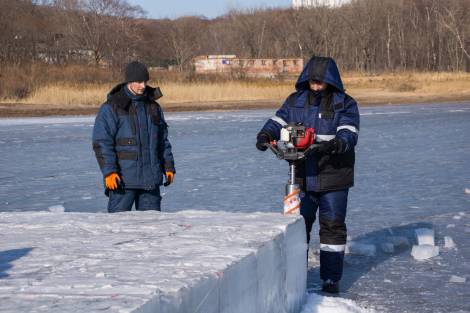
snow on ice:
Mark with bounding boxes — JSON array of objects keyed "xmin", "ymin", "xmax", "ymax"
[
  {"xmin": 2, "ymin": 104, "xmax": 470, "ymax": 312},
  {"xmin": 300, "ymin": 294, "xmax": 375, "ymax": 313},
  {"xmin": 0, "ymin": 211, "xmax": 307, "ymax": 313}
]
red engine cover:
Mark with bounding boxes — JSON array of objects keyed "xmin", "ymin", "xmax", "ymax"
[{"xmin": 294, "ymin": 127, "xmax": 316, "ymax": 149}]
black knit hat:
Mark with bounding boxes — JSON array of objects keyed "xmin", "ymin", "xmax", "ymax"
[{"xmin": 124, "ymin": 61, "xmax": 149, "ymax": 83}]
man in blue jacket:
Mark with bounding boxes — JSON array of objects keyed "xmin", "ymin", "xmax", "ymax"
[
  {"xmin": 256, "ymin": 56, "xmax": 359, "ymax": 293},
  {"xmin": 92, "ymin": 61, "xmax": 175, "ymax": 213}
]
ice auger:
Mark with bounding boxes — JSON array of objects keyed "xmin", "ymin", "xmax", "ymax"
[{"xmin": 265, "ymin": 124, "xmax": 319, "ymax": 215}]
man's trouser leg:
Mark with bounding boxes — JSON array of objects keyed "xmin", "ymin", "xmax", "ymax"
[
  {"xmin": 135, "ymin": 188, "xmax": 162, "ymax": 211},
  {"xmin": 108, "ymin": 189, "xmax": 137, "ymax": 213},
  {"xmin": 318, "ymin": 189, "xmax": 348, "ymax": 282},
  {"xmin": 300, "ymin": 191, "xmax": 320, "ymax": 244}
]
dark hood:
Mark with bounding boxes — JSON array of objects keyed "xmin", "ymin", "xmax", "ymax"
[
  {"xmin": 295, "ymin": 56, "xmax": 344, "ymax": 93},
  {"xmin": 106, "ymin": 83, "xmax": 163, "ymax": 110}
]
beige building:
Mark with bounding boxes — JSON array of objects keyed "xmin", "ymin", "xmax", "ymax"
[
  {"xmin": 193, "ymin": 55, "xmax": 304, "ymax": 78},
  {"xmin": 292, "ymin": 0, "xmax": 352, "ymax": 8}
]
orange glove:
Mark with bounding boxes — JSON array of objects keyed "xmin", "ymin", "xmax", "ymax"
[
  {"xmin": 105, "ymin": 173, "xmax": 121, "ymax": 190},
  {"xmin": 164, "ymin": 171, "xmax": 174, "ymax": 186}
]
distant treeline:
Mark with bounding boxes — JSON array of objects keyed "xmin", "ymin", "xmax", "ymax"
[{"xmin": 1, "ymin": 0, "xmax": 469, "ymax": 73}]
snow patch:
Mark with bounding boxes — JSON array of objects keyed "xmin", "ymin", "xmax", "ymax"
[
  {"xmin": 300, "ymin": 293, "xmax": 375, "ymax": 313},
  {"xmin": 465, "ymin": 188, "xmax": 470, "ymax": 195}
]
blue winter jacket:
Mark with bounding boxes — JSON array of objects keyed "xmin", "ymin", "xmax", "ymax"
[
  {"xmin": 92, "ymin": 83, "xmax": 175, "ymax": 190},
  {"xmin": 259, "ymin": 56, "xmax": 360, "ymax": 192}
]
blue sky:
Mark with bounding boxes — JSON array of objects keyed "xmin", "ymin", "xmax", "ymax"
[{"xmin": 128, "ymin": 0, "xmax": 291, "ymax": 19}]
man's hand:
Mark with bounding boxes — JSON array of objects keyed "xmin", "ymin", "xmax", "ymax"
[
  {"xmin": 105, "ymin": 173, "xmax": 121, "ymax": 190},
  {"xmin": 256, "ymin": 132, "xmax": 272, "ymax": 151},
  {"xmin": 317, "ymin": 138, "xmax": 345, "ymax": 155},
  {"xmin": 164, "ymin": 171, "xmax": 175, "ymax": 186}
]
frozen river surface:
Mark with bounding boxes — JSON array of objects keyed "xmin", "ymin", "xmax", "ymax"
[{"xmin": 1, "ymin": 102, "xmax": 470, "ymax": 312}]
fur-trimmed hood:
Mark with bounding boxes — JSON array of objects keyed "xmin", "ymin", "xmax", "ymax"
[{"xmin": 106, "ymin": 83, "xmax": 163, "ymax": 110}]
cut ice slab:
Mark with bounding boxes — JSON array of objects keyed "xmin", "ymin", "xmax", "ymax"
[
  {"xmin": 380, "ymin": 243, "xmax": 395, "ymax": 254},
  {"xmin": 387, "ymin": 236, "xmax": 410, "ymax": 249},
  {"xmin": 444, "ymin": 236, "xmax": 457, "ymax": 249},
  {"xmin": 415, "ymin": 228, "xmax": 435, "ymax": 246},
  {"xmin": 48, "ymin": 205, "xmax": 65, "ymax": 213},
  {"xmin": 411, "ymin": 245, "xmax": 439, "ymax": 261},
  {"xmin": 0, "ymin": 211, "xmax": 307, "ymax": 313},
  {"xmin": 346, "ymin": 242, "xmax": 376, "ymax": 257},
  {"xmin": 449, "ymin": 275, "xmax": 466, "ymax": 284}
]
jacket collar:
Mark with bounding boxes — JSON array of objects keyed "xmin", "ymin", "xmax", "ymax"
[{"xmin": 107, "ymin": 83, "xmax": 160, "ymax": 110}]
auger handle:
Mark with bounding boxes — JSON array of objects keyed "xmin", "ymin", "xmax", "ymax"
[
  {"xmin": 265, "ymin": 141, "xmax": 284, "ymax": 159},
  {"xmin": 302, "ymin": 143, "xmax": 321, "ymax": 158}
]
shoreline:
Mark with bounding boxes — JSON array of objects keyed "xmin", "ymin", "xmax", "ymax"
[{"xmin": 1, "ymin": 96, "xmax": 469, "ymax": 118}]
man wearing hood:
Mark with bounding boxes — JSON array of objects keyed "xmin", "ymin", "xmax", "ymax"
[
  {"xmin": 256, "ymin": 56, "xmax": 359, "ymax": 293},
  {"xmin": 92, "ymin": 61, "xmax": 175, "ymax": 213}
]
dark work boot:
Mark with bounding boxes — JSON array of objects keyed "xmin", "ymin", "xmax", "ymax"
[{"xmin": 322, "ymin": 279, "xmax": 339, "ymax": 294}]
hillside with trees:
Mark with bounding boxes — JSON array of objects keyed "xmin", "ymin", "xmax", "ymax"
[
  {"xmin": 2, "ymin": 0, "xmax": 469, "ymax": 71},
  {"xmin": 0, "ymin": 0, "xmax": 469, "ymax": 109}
]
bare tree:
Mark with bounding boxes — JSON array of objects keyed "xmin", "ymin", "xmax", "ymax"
[
  {"xmin": 438, "ymin": 6, "xmax": 470, "ymax": 62},
  {"xmin": 3, "ymin": 0, "xmax": 470, "ymax": 73},
  {"xmin": 52, "ymin": 0, "xmax": 144, "ymax": 66},
  {"xmin": 0, "ymin": 0, "xmax": 48, "ymax": 65},
  {"xmin": 167, "ymin": 16, "xmax": 205, "ymax": 71}
]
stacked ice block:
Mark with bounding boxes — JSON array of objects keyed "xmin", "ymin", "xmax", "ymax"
[{"xmin": 0, "ymin": 211, "xmax": 307, "ymax": 313}]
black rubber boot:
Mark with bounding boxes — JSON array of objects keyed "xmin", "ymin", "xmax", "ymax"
[{"xmin": 322, "ymin": 279, "xmax": 340, "ymax": 294}]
